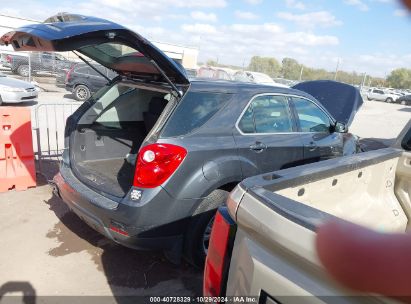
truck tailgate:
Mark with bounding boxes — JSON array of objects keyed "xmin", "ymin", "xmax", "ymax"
[{"xmin": 227, "ymin": 148, "xmax": 407, "ymax": 301}]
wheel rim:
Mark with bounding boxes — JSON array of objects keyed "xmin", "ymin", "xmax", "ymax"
[
  {"xmin": 202, "ymin": 216, "xmax": 215, "ymax": 256},
  {"xmin": 20, "ymin": 66, "xmax": 29, "ymax": 77},
  {"xmin": 76, "ymin": 87, "xmax": 88, "ymax": 100}
]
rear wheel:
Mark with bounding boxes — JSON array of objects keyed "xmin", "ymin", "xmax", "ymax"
[
  {"xmin": 184, "ymin": 189, "xmax": 229, "ymax": 268},
  {"xmin": 0, "ymin": 95, "xmax": 3, "ymax": 106},
  {"xmin": 74, "ymin": 84, "xmax": 91, "ymax": 101},
  {"xmin": 401, "ymin": 100, "xmax": 409, "ymax": 106},
  {"xmin": 17, "ymin": 65, "xmax": 30, "ymax": 77},
  {"xmin": 385, "ymin": 97, "xmax": 393, "ymax": 103}
]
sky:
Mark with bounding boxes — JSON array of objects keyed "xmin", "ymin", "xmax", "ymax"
[{"xmin": 1, "ymin": 0, "xmax": 411, "ymax": 77}]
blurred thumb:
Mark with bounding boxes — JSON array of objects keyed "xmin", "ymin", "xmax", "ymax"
[{"xmin": 316, "ymin": 220, "xmax": 411, "ymax": 299}]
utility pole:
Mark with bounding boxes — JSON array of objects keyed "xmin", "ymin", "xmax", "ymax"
[
  {"xmin": 299, "ymin": 65, "xmax": 304, "ymax": 81},
  {"xmin": 28, "ymin": 53, "xmax": 31, "ymax": 83},
  {"xmin": 334, "ymin": 58, "xmax": 340, "ymax": 81},
  {"xmin": 360, "ymin": 72, "xmax": 367, "ymax": 92}
]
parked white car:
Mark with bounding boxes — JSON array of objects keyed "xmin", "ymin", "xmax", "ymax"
[
  {"xmin": 367, "ymin": 88, "xmax": 399, "ymax": 103},
  {"xmin": 0, "ymin": 73, "xmax": 38, "ymax": 105},
  {"xmin": 234, "ymin": 71, "xmax": 289, "ymax": 87}
]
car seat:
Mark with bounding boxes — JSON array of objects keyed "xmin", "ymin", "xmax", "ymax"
[{"xmin": 143, "ymin": 96, "xmax": 168, "ymax": 132}]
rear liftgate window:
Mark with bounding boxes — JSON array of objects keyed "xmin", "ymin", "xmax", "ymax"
[{"xmin": 161, "ymin": 92, "xmax": 232, "ymax": 137}]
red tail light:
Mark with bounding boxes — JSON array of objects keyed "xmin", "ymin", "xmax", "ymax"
[
  {"xmin": 5, "ymin": 55, "xmax": 12, "ymax": 63},
  {"xmin": 65, "ymin": 65, "xmax": 75, "ymax": 83},
  {"xmin": 203, "ymin": 208, "xmax": 236, "ymax": 297},
  {"xmin": 133, "ymin": 143, "xmax": 187, "ymax": 188}
]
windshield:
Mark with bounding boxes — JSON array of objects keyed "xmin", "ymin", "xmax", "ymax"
[
  {"xmin": 80, "ymin": 43, "xmax": 141, "ymax": 59},
  {"xmin": 76, "ymin": 42, "xmax": 159, "ymax": 76}
]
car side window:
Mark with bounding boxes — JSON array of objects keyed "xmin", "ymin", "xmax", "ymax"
[
  {"xmin": 75, "ymin": 66, "xmax": 89, "ymax": 75},
  {"xmin": 89, "ymin": 66, "xmax": 106, "ymax": 77},
  {"xmin": 292, "ymin": 97, "xmax": 332, "ymax": 133},
  {"xmin": 238, "ymin": 95, "xmax": 293, "ymax": 134},
  {"xmin": 161, "ymin": 92, "xmax": 232, "ymax": 137}
]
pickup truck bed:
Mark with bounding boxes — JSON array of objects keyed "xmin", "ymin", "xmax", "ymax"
[{"xmin": 204, "ymin": 120, "xmax": 411, "ymax": 302}]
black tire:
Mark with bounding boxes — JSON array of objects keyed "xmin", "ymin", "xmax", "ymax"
[
  {"xmin": 73, "ymin": 84, "xmax": 91, "ymax": 101},
  {"xmin": 184, "ymin": 189, "xmax": 229, "ymax": 268},
  {"xmin": 401, "ymin": 100, "xmax": 409, "ymax": 106},
  {"xmin": 0, "ymin": 95, "xmax": 3, "ymax": 106},
  {"xmin": 385, "ymin": 97, "xmax": 393, "ymax": 103},
  {"xmin": 367, "ymin": 96, "xmax": 372, "ymax": 101},
  {"xmin": 17, "ymin": 65, "xmax": 30, "ymax": 77}
]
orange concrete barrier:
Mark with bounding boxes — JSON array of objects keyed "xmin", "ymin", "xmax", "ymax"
[{"xmin": 0, "ymin": 107, "xmax": 36, "ymax": 192}]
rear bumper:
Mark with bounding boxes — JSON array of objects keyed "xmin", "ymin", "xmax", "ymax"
[
  {"xmin": 1, "ymin": 62, "xmax": 11, "ymax": 68},
  {"xmin": 53, "ymin": 164, "xmax": 195, "ymax": 251}
]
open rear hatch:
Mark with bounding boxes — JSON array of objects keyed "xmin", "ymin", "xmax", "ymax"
[
  {"xmin": 1, "ymin": 13, "xmax": 189, "ymax": 199},
  {"xmin": 0, "ymin": 13, "xmax": 189, "ymax": 85}
]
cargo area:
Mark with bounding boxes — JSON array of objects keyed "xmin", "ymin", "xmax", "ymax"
[
  {"xmin": 275, "ymin": 151, "xmax": 411, "ymax": 233},
  {"xmin": 70, "ymin": 83, "xmax": 171, "ymax": 198}
]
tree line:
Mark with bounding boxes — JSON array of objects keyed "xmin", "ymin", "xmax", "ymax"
[{"xmin": 205, "ymin": 56, "xmax": 406, "ymax": 88}]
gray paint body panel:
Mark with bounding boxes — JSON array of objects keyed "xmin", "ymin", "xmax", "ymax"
[{"xmin": 55, "ymin": 78, "xmax": 360, "ymax": 251}]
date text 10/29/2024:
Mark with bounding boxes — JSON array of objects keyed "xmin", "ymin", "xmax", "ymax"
[{"xmin": 149, "ymin": 296, "xmax": 258, "ymax": 303}]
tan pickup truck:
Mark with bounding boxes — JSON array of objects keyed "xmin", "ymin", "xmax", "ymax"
[{"xmin": 203, "ymin": 120, "xmax": 411, "ymax": 302}]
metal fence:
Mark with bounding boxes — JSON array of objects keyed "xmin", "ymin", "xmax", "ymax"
[
  {"xmin": 33, "ymin": 103, "xmax": 80, "ymax": 170},
  {"xmin": 0, "ymin": 50, "xmax": 79, "ymax": 83}
]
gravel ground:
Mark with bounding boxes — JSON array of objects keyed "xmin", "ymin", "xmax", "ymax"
[{"xmin": 0, "ymin": 162, "xmax": 202, "ymax": 300}]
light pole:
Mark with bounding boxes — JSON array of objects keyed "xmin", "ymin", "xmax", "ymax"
[
  {"xmin": 334, "ymin": 58, "xmax": 341, "ymax": 81},
  {"xmin": 360, "ymin": 72, "xmax": 367, "ymax": 91}
]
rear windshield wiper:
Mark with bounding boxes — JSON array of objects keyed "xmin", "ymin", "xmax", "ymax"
[{"xmin": 72, "ymin": 51, "xmax": 111, "ymax": 83}]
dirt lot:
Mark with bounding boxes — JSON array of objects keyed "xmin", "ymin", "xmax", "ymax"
[{"xmin": 0, "ymin": 163, "xmax": 202, "ymax": 300}]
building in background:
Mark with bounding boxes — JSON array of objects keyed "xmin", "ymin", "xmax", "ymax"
[{"xmin": 0, "ymin": 14, "xmax": 198, "ymax": 69}]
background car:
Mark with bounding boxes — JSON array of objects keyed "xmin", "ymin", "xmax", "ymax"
[
  {"xmin": 1, "ymin": 51, "xmax": 72, "ymax": 77},
  {"xmin": 65, "ymin": 62, "xmax": 117, "ymax": 101},
  {"xmin": 367, "ymin": 88, "xmax": 399, "ymax": 103},
  {"xmin": 185, "ymin": 68, "xmax": 197, "ymax": 79},
  {"xmin": 234, "ymin": 71, "xmax": 289, "ymax": 87},
  {"xmin": 397, "ymin": 94, "xmax": 411, "ymax": 105},
  {"xmin": 197, "ymin": 66, "xmax": 235, "ymax": 80},
  {"xmin": 0, "ymin": 72, "xmax": 38, "ymax": 105}
]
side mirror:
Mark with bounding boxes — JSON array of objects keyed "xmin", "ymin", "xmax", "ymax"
[{"xmin": 334, "ymin": 122, "xmax": 348, "ymax": 133}]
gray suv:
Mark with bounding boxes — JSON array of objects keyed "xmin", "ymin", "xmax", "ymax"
[{"xmin": 2, "ymin": 13, "xmax": 361, "ymax": 267}]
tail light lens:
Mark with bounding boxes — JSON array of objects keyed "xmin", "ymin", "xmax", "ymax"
[
  {"xmin": 133, "ymin": 143, "xmax": 187, "ymax": 188},
  {"xmin": 5, "ymin": 55, "xmax": 11, "ymax": 63},
  {"xmin": 203, "ymin": 208, "xmax": 237, "ymax": 297},
  {"xmin": 65, "ymin": 65, "xmax": 75, "ymax": 83}
]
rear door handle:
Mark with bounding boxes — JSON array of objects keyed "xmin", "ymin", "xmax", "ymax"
[{"xmin": 250, "ymin": 142, "xmax": 267, "ymax": 153}]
